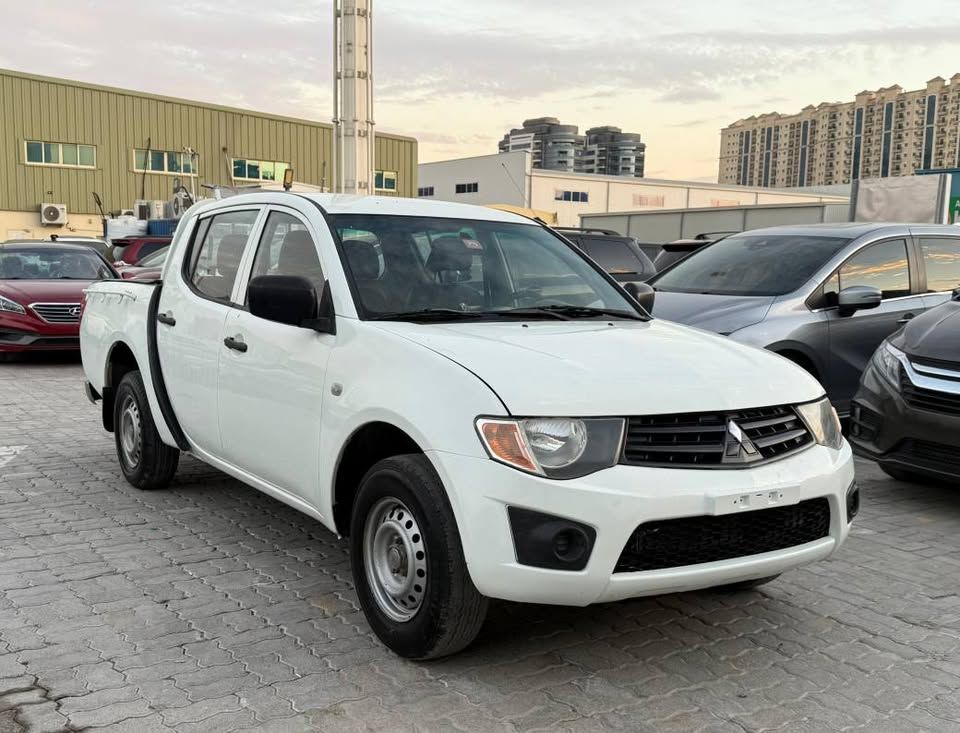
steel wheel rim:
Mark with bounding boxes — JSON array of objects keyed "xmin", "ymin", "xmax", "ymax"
[
  {"xmin": 363, "ymin": 497, "xmax": 427, "ymax": 622},
  {"xmin": 119, "ymin": 395, "xmax": 142, "ymax": 470}
]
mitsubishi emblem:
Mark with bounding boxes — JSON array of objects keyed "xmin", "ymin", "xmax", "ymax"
[{"xmin": 723, "ymin": 419, "xmax": 761, "ymax": 463}]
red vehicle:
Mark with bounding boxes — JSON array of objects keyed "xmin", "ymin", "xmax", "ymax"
[
  {"xmin": 111, "ymin": 236, "xmax": 171, "ymax": 266},
  {"xmin": 117, "ymin": 246, "xmax": 168, "ymax": 281},
  {"xmin": 0, "ymin": 242, "xmax": 117, "ymax": 355}
]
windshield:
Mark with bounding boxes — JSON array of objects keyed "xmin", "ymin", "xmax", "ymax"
[
  {"xmin": 652, "ymin": 234, "xmax": 851, "ymax": 296},
  {"xmin": 137, "ymin": 248, "xmax": 169, "ymax": 267},
  {"xmin": 330, "ymin": 215, "xmax": 641, "ymax": 320},
  {"xmin": 0, "ymin": 247, "xmax": 115, "ymax": 280}
]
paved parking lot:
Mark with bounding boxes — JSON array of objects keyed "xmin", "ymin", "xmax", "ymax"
[{"xmin": 1, "ymin": 357, "xmax": 959, "ymax": 732}]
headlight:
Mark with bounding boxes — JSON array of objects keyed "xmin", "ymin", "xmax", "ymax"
[
  {"xmin": 795, "ymin": 398, "xmax": 844, "ymax": 451},
  {"xmin": 0, "ymin": 295, "xmax": 25, "ymax": 315},
  {"xmin": 870, "ymin": 340, "xmax": 904, "ymax": 388},
  {"xmin": 476, "ymin": 417, "xmax": 625, "ymax": 479}
]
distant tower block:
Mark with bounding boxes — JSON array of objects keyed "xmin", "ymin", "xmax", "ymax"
[{"xmin": 333, "ymin": 0, "xmax": 375, "ymax": 194}]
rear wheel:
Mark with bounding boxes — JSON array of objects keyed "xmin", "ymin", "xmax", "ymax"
[
  {"xmin": 350, "ymin": 454, "xmax": 488, "ymax": 659},
  {"xmin": 113, "ymin": 371, "xmax": 179, "ymax": 490}
]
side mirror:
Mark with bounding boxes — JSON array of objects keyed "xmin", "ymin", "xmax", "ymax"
[
  {"xmin": 248, "ymin": 275, "xmax": 336, "ymax": 334},
  {"xmin": 837, "ymin": 285, "xmax": 882, "ymax": 317},
  {"xmin": 624, "ymin": 281, "xmax": 655, "ymax": 313}
]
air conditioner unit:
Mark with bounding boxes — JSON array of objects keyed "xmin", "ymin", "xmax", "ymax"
[
  {"xmin": 119, "ymin": 209, "xmax": 135, "ymax": 217},
  {"xmin": 40, "ymin": 203, "xmax": 67, "ymax": 226}
]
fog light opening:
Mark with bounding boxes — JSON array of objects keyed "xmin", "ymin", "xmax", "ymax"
[
  {"xmin": 846, "ymin": 484, "xmax": 860, "ymax": 521},
  {"xmin": 553, "ymin": 528, "xmax": 588, "ymax": 565}
]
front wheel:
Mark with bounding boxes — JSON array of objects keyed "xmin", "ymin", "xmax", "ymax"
[
  {"xmin": 350, "ymin": 454, "xmax": 488, "ymax": 660},
  {"xmin": 113, "ymin": 371, "xmax": 179, "ymax": 490}
]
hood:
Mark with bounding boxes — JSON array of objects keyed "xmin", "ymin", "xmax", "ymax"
[
  {"xmin": 651, "ymin": 291, "xmax": 774, "ymax": 334},
  {"xmin": 897, "ymin": 300, "xmax": 960, "ymax": 363},
  {"xmin": 0, "ymin": 279, "xmax": 97, "ymax": 304},
  {"xmin": 374, "ymin": 319, "xmax": 822, "ymax": 416}
]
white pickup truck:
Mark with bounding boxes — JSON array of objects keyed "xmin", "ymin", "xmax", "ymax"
[{"xmin": 81, "ymin": 192, "xmax": 857, "ymax": 659}]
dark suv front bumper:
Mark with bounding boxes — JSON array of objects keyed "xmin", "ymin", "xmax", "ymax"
[{"xmin": 849, "ymin": 363, "xmax": 960, "ymax": 481}]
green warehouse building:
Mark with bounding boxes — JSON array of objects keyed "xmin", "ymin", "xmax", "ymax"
[{"xmin": 0, "ymin": 68, "xmax": 418, "ymax": 239}]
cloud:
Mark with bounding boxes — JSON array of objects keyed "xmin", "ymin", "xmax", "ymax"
[
  {"xmin": 666, "ymin": 118, "xmax": 719, "ymax": 128},
  {"xmin": 657, "ymin": 87, "xmax": 723, "ymax": 105}
]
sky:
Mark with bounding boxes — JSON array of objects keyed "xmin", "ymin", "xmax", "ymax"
[{"xmin": 3, "ymin": 1, "xmax": 960, "ymax": 182}]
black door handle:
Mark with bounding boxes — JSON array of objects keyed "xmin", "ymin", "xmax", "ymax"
[
  {"xmin": 223, "ymin": 335, "xmax": 248, "ymax": 353},
  {"xmin": 157, "ymin": 312, "xmax": 176, "ymax": 326},
  {"xmin": 897, "ymin": 313, "xmax": 915, "ymax": 325}
]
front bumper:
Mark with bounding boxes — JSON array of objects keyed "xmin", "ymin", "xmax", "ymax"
[
  {"xmin": 849, "ymin": 363, "xmax": 960, "ymax": 481},
  {"xmin": 0, "ymin": 314, "xmax": 79, "ymax": 352},
  {"xmin": 430, "ymin": 441, "xmax": 855, "ymax": 606}
]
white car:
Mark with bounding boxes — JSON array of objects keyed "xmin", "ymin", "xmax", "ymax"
[{"xmin": 79, "ymin": 193, "xmax": 856, "ymax": 659}]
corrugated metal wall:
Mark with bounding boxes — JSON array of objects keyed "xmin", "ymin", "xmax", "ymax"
[{"xmin": 0, "ymin": 69, "xmax": 418, "ymax": 215}]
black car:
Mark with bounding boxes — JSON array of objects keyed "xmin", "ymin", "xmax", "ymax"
[
  {"xmin": 554, "ymin": 228, "xmax": 657, "ymax": 282},
  {"xmin": 849, "ymin": 292, "xmax": 960, "ymax": 483}
]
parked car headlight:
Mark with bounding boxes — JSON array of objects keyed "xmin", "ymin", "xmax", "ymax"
[
  {"xmin": 795, "ymin": 398, "xmax": 844, "ymax": 451},
  {"xmin": 476, "ymin": 417, "xmax": 625, "ymax": 479},
  {"xmin": 0, "ymin": 295, "xmax": 25, "ymax": 315},
  {"xmin": 870, "ymin": 340, "xmax": 904, "ymax": 388}
]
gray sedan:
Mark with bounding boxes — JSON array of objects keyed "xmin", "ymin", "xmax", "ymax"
[{"xmin": 650, "ymin": 223, "xmax": 960, "ymax": 416}]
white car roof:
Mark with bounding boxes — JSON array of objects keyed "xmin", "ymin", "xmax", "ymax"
[{"xmin": 191, "ymin": 192, "xmax": 535, "ymax": 225}]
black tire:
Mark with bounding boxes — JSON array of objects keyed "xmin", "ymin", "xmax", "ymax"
[
  {"xmin": 113, "ymin": 370, "xmax": 179, "ymax": 490},
  {"xmin": 350, "ymin": 454, "xmax": 488, "ymax": 660},
  {"xmin": 712, "ymin": 574, "xmax": 781, "ymax": 592}
]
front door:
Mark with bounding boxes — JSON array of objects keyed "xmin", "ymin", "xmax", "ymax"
[
  {"xmin": 216, "ymin": 209, "xmax": 334, "ymax": 502},
  {"xmin": 825, "ymin": 238, "xmax": 926, "ymax": 412},
  {"xmin": 156, "ymin": 208, "xmax": 262, "ymax": 454}
]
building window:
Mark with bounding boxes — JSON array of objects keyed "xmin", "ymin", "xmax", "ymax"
[
  {"xmin": 374, "ymin": 170, "xmax": 398, "ymax": 191},
  {"xmin": 762, "ymin": 126, "xmax": 773, "ymax": 187},
  {"xmin": 417, "ymin": 186, "xmax": 434, "ymax": 197},
  {"xmin": 455, "ymin": 182, "xmax": 479, "ymax": 194},
  {"xmin": 923, "ymin": 95, "xmax": 937, "ymax": 170},
  {"xmin": 739, "ymin": 130, "xmax": 752, "ymax": 186},
  {"xmin": 632, "ymin": 194, "xmax": 665, "ymax": 207},
  {"xmin": 881, "ymin": 102, "xmax": 894, "ymax": 177},
  {"xmin": 134, "ymin": 149, "xmax": 195, "ymax": 175},
  {"xmin": 797, "ymin": 121, "xmax": 809, "ymax": 187},
  {"xmin": 554, "ymin": 190, "xmax": 589, "ymax": 203},
  {"xmin": 25, "ymin": 140, "xmax": 96, "ymax": 169},
  {"xmin": 232, "ymin": 158, "xmax": 289, "ymax": 182},
  {"xmin": 852, "ymin": 107, "xmax": 863, "ymax": 180}
]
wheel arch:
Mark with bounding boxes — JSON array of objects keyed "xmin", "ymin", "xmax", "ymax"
[
  {"xmin": 768, "ymin": 342, "xmax": 824, "ymax": 382},
  {"xmin": 332, "ymin": 421, "xmax": 425, "ymax": 536}
]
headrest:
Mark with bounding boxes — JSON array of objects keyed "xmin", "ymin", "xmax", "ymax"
[
  {"xmin": 278, "ymin": 230, "xmax": 318, "ymax": 272},
  {"xmin": 216, "ymin": 235, "xmax": 247, "ymax": 269},
  {"xmin": 426, "ymin": 236, "xmax": 476, "ymax": 273},
  {"xmin": 345, "ymin": 240, "xmax": 380, "ymax": 280}
]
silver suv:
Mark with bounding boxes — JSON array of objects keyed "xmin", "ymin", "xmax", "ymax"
[{"xmin": 650, "ymin": 223, "xmax": 960, "ymax": 416}]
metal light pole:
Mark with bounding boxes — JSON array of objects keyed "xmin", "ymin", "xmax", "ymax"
[{"xmin": 333, "ymin": 0, "xmax": 375, "ymax": 194}]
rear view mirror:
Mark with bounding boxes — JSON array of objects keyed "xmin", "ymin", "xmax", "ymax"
[
  {"xmin": 248, "ymin": 275, "xmax": 336, "ymax": 334},
  {"xmin": 837, "ymin": 286, "xmax": 882, "ymax": 317},
  {"xmin": 624, "ymin": 281, "xmax": 655, "ymax": 313}
]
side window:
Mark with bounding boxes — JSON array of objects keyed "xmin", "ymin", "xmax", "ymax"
[
  {"xmin": 583, "ymin": 238, "xmax": 644, "ymax": 275},
  {"xmin": 250, "ymin": 211, "xmax": 324, "ymax": 293},
  {"xmin": 140, "ymin": 242, "xmax": 166, "ymax": 259},
  {"xmin": 836, "ymin": 239, "xmax": 911, "ymax": 300},
  {"xmin": 920, "ymin": 238, "xmax": 960, "ymax": 293},
  {"xmin": 186, "ymin": 209, "xmax": 259, "ymax": 302}
]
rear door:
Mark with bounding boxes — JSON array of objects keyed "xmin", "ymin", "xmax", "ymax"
[
  {"xmin": 156, "ymin": 207, "xmax": 263, "ymax": 454},
  {"xmin": 824, "ymin": 238, "xmax": 924, "ymax": 411}
]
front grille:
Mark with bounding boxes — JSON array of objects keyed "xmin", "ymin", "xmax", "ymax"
[
  {"xmin": 614, "ymin": 498, "xmax": 831, "ymax": 573},
  {"xmin": 891, "ymin": 439, "xmax": 960, "ymax": 471},
  {"xmin": 621, "ymin": 404, "xmax": 813, "ymax": 468},
  {"xmin": 30, "ymin": 303, "xmax": 81, "ymax": 324},
  {"xmin": 900, "ymin": 367, "xmax": 960, "ymax": 416}
]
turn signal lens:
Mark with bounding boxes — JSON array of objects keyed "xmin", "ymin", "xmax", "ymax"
[{"xmin": 478, "ymin": 419, "xmax": 538, "ymax": 473}]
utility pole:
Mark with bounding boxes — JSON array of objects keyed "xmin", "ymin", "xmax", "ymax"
[{"xmin": 333, "ymin": 0, "xmax": 375, "ymax": 194}]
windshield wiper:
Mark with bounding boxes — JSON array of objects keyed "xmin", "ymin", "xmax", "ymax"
[
  {"xmin": 503, "ymin": 305, "xmax": 646, "ymax": 321},
  {"xmin": 372, "ymin": 309, "xmax": 493, "ymax": 323}
]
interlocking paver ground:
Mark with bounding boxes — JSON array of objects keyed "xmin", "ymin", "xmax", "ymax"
[{"xmin": 2, "ymin": 354, "xmax": 960, "ymax": 731}]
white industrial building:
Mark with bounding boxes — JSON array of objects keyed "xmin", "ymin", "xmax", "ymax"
[{"xmin": 417, "ymin": 151, "xmax": 848, "ymax": 227}]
